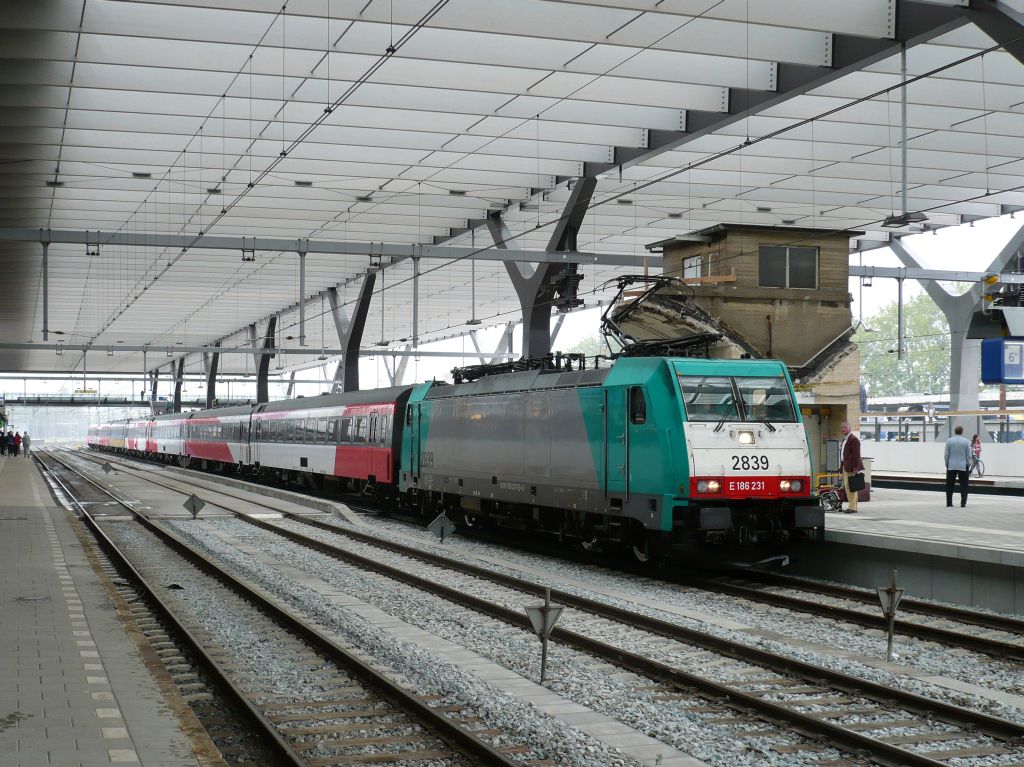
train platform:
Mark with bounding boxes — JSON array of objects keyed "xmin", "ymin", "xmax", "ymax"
[
  {"xmin": 794, "ymin": 485, "xmax": 1024, "ymax": 615},
  {"xmin": 0, "ymin": 454, "xmax": 206, "ymax": 767},
  {"xmin": 872, "ymin": 469, "xmax": 1024, "ymax": 493}
]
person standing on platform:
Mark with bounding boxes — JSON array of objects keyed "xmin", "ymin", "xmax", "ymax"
[
  {"xmin": 840, "ymin": 421, "xmax": 864, "ymax": 513},
  {"xmin": 945, "ymin": 425, "xmax": 972, "ymax": 508},
  {"xmin": 21, "ymin": 432, "xmax": 30, "ymax": 457},
  {"xmin": 5, "ymin": 431, "xmax": 14, "ymax": 457},
  {"xmin": 12, "ymin": 431, "xmax": 21, "ymax": 457},
  {"xmin": 0, "ymin": 432, "xmax": 6, "ymax": 456}
]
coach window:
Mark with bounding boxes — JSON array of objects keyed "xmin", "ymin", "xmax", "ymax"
[
  {"xmin": 353, "ymin": 416, "xmax": 367, "ymax": 443},
  {"xmin": 368, "ymin": 414, "xmax": 377, "ymax": 444},
  {"xmin": 339, "ymin": 417, "xmax": 352, "ymax": 443},
  {"xmin": 630, "ymin": 387, "xmax": 647, "ymax": 425}
]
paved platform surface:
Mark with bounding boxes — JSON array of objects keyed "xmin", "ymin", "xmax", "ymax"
[
  {"xmin": 0, "ymin": 455, "xmax": 203, "ymax": 767},
  {"xmin": 873, "ymin": 469, "xmax": 1024, "ymax": 490},
  {"xmin": 823, "ymin": 485, "xmax": 1024, "ymax": 567}
]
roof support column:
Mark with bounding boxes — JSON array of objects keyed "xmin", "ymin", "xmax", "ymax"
[
  {"xmin": 285, "ymin": 370, "xmax": 296, "ymax": 398},
  {"xmin": 487, "ymin": 177, "xmax": 595, "ymax": 360},
  {"xmin": 550, "ymin": 314, "xmax": 565, "ymax": 348},
  {"xmin": 205, "ymin": 341, "xmax": 220, "ymax": 409},
  {"xmin": 256, "ymin": 316, "xmax": 277, "ymax": 404},
  {"xmin": 149, "ymin": 368, "xmax": 158, "ymax": 403},
  {"xmin": 468, "ymin": 330, "xmax": 487, "ymax": 365},
  {"xmin": 383, "ymin": 345, "xmax": 411, "ymax": 386},
  {"xmin": 328, "ymin": 272, "xmax": 376, "ymax": 393},
  {"xmin": 41, "ymin": 241, "xmax": 49, "ymax": 341},
  {"xmin": 889, "ymin": 222, "xmax": 1024, "ymax": 438},
  {"xmin": 172, "ymin": 357, "xmax": 185, "ymax": 413}
]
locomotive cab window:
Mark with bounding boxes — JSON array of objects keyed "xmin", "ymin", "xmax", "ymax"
[
  {"xmin": 677, "ymin": 376, "xmax": 738, "ymax": 422},
  {"xmin": 734, "ymin": 377, "xmax": 798, "ymax": 422},
  {"xmin": 629, "ymin": 387, "xmax": 647, "ymax": 424},
  {"xmin": 678, "ymin": 374, "xmax": 797, "ymax": 423}
]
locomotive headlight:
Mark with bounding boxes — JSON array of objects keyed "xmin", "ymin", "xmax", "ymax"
[
  {"xmin": 737, "ymin": 430, "xmax": 755, "ymax": 445},
  {"xmin": 789, "ymin": 479, "xmax": 803, "ymax": 492},
  {"xmin": 697, "ymin": 479, "xmax": 720, "ymax": 493},
  {"xmin": 779, "ymin": 479, "xmax": 791, "ymax": 492}
]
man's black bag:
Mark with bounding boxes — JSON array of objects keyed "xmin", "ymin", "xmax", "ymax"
[{"xmin": 847, "ymin": 472, "xmax": 866, "ymax": 493}]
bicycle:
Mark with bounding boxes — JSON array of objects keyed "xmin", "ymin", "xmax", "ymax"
[
  {"xmin": 969, "ymin": 455, "xmax": 985, "ymax": 478},
  {"xmin": 817, "ymin": 484, "xmax": 843, "ymax": 512}
]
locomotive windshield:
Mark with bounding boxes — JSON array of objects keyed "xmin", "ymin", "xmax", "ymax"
[{"xmin": 678, "ymin": 375, "xmax": 797, "ymax": 423}]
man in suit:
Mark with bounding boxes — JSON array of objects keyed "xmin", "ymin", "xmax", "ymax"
[
  {"xmin": 840, "ymin": 421, "xmax": 864, "ymax": 513},
  {"xmin": 944, "ymin": 425, "xmax": 972, "ymax": 508}
]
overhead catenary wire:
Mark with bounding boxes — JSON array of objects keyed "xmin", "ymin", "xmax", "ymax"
[{"xmin": 77, "ymin": 13, "xmax": 1024, "ymax": 366}]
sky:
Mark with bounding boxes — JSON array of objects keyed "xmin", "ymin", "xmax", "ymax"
[{"xmin": 847, "ymin": 214, "xmax": 1024, "ymax": 321}]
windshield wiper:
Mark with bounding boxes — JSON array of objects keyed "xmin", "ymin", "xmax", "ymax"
[
  {"xmin": 758, "ymin": 419, "xmax": 777, "ymax": 432},
  {"xmin": 712, "ymin": 409, "xmax": 736, "ymax": 432}
]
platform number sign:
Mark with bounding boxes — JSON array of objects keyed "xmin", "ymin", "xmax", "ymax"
[
  {"xmin": 1006, "ymin": 342, "xmax": 1024, "ymax": 380},
  {"xmin": 981, "ymin": 337, "xmax": 1024, "ymax": 384}
]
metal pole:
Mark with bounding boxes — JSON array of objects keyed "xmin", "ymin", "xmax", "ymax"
[
  {"xmin": 42, "ymin": 241, "xmax": 49, "ymax": 341},
  {"xmin": 900, "ymin": 44, "xmax": 908, "ymax": 215},
  {"xmin": 886, "ymin": 570, "xmax": 897, "ymax": 662},
  {"xmin": 412, "ymin": 255, "xmax": 420, "ymax": 348},
  {"xmin": 298, "ymin": 251, "xmax": 306, "ymax": 347},
  {"xmin": 896, "ymin": 277, "xmax": 905, "ymax": 361},
  {"xmin": 540, "ymin": 588, "xmax": 550, "ymax": 683}
]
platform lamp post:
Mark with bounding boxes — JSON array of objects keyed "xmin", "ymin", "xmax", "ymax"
[
  {"xmin": 876, "ymin": 570, "xmax": 904, "ymax": 662},
  {"xmin": 525, "ymin": 588, "xmax": 563, "ymax": 683}
]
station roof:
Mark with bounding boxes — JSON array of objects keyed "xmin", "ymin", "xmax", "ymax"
[{"xmin": 2, "ymin": 0, "xmax": 1023, "ymax": 376}]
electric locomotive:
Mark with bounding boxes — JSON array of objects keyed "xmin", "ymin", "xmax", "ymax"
[{"xmin": 401, "ymin": 356, "xmax": 821, "ymax": 560}]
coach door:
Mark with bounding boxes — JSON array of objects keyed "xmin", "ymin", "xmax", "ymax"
[
  {"xmin": 604, "ymin": 387, "xmax": 627, "ymax": 502},
  {"xmin": 408, "ymin": 404, "xmax": 422, "ymax": 481}
]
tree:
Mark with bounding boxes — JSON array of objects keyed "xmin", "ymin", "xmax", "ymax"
[
  {"xmin": 564, "ymin": 335, "xmax": 606, "ymax": 357},
  {"xmin": 855, "ymin": 293, "xmax": 950, "ymax": 397}
]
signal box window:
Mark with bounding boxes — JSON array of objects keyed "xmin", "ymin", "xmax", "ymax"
[
  {"xmin": 682, "ymin": 255, "xmax": 701, "ymax": 280},
  {"xmin": 758, "ymin": 245, "xmax": 818, "ymax": 289}
]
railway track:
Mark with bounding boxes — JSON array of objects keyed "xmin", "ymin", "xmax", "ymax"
[
  {"xmin": 38, "ymin": 451, "xmax": 532, "ymax": 767},
  {"xmin": 701, "ymin": 570, "xmax": 1024, "ymax": 662},
  {"xmin": 58, "ymin": 449, "xmax": 1024, "ymax": 766}
]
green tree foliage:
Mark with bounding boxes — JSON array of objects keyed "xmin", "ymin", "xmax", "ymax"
[
  {"xmin": 855, "ymin": 293, "xmax": 950, "ymax": 397},
  {"xmin": 564, "ymin": 335, "xmax": 606, "ymax": 357}
]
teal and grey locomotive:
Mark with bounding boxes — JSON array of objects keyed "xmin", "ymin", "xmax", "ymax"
[{"xmin": 400, "ymin": 356, "xmax": 822, "ymax": 558}]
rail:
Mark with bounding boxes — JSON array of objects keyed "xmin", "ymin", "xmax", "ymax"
[
  {"xmin": 63, "ymin": 449, "xmax": 1024, "ymax": 765},
  {"xmin": 41, "ymin": 449, "xmax": 523, "ymax": 767}
]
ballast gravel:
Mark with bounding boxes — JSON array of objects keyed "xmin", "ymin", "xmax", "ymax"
[
  {"xmin": 149, "ymin": 518, "xmax": 655, "ymax": 767},
  {"xmin": 167, "ymin": 517, "xmax": 940, "ymax": 766},
  {"xmin": 344, "ymin": 515, "xmax": 1024, "ymax": 718}
]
